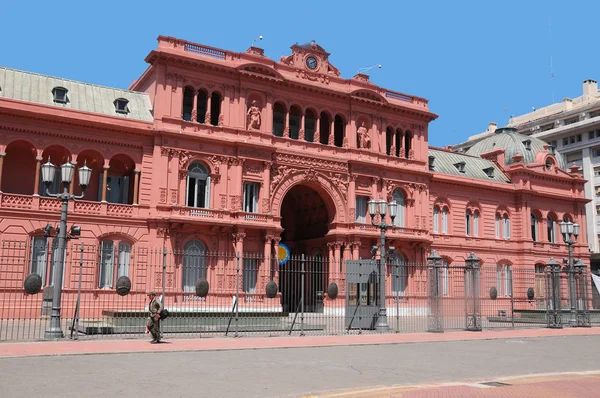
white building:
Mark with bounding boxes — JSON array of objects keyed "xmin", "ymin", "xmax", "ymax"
[{"xmin": 452, "ymin": 79, "xmax": 600, "ymax": 272}]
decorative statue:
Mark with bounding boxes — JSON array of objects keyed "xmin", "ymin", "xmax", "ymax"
[
  {"xmin": 247, "ymin": 100, "xmax": 262, "ymax": 130},
  {"xmin": 357, "ymin": 122, "xmax": 371, "ymax": 149}
]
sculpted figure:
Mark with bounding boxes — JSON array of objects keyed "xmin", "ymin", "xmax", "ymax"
[
  {"xmin": 357, "ymin": 122, "xmax": 371, "ymax": 149},
  {"xmin": 247, "ymin": 100, "xmax": 262, "ymax": 130}
]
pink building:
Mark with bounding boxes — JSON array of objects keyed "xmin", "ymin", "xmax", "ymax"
[{"xmin": 0, "ymin": 37, "xmax": 590, "ymax": 323}]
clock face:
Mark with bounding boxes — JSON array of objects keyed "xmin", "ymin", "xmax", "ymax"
[{"xmin": 306, "ymin": 56, "xmax": 318, "ymax": 70}]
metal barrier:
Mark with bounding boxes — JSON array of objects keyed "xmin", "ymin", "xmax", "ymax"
[{"xmin": 0, "ymin": 240, "xmax": 597, "ymax": 342}]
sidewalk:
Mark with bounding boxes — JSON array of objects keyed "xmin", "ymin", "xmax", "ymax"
[
  {"xmin": 313, "ymin": 371, "xmax": 600, "ymax": 397},
  {"xmin": 1, "ymin": 327, "xmax": 599, "ymax": 358}
]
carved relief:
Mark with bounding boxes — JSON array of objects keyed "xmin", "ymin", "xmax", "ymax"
[
  {"xmin": 328, "ymin": 131, "xmax": 334, "ymax": 146},
  {"xmin": 272, "ymin": 153, "xmax": 347, "ymax": 172},
  {"xmin": 314, "ymin": 130, "xmax": 320, "ymax": 143},
  {"xmin": 243, "ymin": 161, "xmax": 263, "ymax": 176},
  {"xmin": 220, "ymin": 194, "xmax": 227, "ymax": 209},
  {"xmin": 247, "ymin": 100, "xmax": 262, "ymax": 130},
  {"xmin": 408, "ymin": 148, "xmax": 415, "ymax": 160},
  {"xmin": 349, "ymin": 208, "xmax": 356, "ymax": 220},
  {"xmin": 230, "ymin": 195, "xmax": 242, "ymax": 211},
  {"xmin": 170, "ymin": 189, "xmax": 178, "ymax": 204},
  {"xmin": 262, "ymin": 198, "xmax": 270, "ymax": 213},
  {"xmin": 159, "ymin": 188, "xmax": 167, "ymax": 204},
  {"xmin": 218, "ymin": 114, "xmax": 224, "ymax": 127}
]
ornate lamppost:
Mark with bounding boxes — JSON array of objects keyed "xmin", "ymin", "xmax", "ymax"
[
  {"xmin": 42, "ymin": 159, "xmax": 92, "ymax": 339},
  {"xmin": 367, "ymin": 198, "xmax": 397, "ymax": 331},
  {"xmin": 559, "ymin": 220, "xmax": 580, "ymax": 327}
]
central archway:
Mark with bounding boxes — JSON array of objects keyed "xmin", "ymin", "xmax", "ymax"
[{"xmin": 279, "ymin": 184, "xmax": 333, "ymax": 313}]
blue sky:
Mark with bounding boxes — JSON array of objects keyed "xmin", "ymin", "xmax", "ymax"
[{"xmin": 2, "ymin": 1, "xmax": 599, "ymax": 147}]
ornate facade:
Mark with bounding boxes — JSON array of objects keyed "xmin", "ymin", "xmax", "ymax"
[{"xmin": 0, "ymin": 37, "xmax": 590, "ymax": 304}]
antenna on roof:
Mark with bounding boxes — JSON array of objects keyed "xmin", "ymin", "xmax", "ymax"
[
  {"xmin": 549, "ymin": 19, "xmax": 556, "ymax": 103},
  {"xmin": 358, "ymin": 64, "xmax": 382, "ymax": 74},
  {"xmin": 251, "ymin": 35, "xmax": 263, "ymax": 47}
]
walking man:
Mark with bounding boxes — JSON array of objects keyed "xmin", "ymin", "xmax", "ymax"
[{"xmin": 146, "ymin": 291, "xmax": 163, "ymax": 343}]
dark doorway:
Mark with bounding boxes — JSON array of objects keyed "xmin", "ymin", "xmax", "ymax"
[{"xmin": 280, "ymin": 185, "xmax": 331, "ymax": 313}]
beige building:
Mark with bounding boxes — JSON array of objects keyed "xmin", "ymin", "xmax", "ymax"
[{"xmin": 453, "ymin": 79, "xmax": 600, "ymax": 272}]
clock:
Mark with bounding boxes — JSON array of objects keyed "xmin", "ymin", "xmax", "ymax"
[{"xmin": 306, "ymin": 56, "xmax": 318, "ymax": 70}]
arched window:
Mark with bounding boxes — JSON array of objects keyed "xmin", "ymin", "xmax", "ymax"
[
  {"xmin": 466, "ymin": 211, "xmax": 472, "ymax": 236},
  {"xmin": 395, "ymin": 129, "xmax": 403, "ymax": 157},
  {"xmin": 392, "ymin": 190, "xmax": 405, "ymax": 227},
  {"xmin": 182, "ymin": 239, "xmax": 206, "ymax": 292},
  {"xmin": 99, "ymin": 240, "xmax": 131, "ymax": 288},
  {"xmin": 186, "ymin": 162, "xmax": 210, "ymax": 208},
  {"xmin": 495, "ymin": 214, "xmax": 500, "ymax": 238},
  {"xmin": 289, "ymin": 106, "xmax": 302, "ymax": 139},
  {"xmin": 496, "ymin": 264, "xmax": 513, "ymax": 297},
  {"xmin": 442, "ymin": 208, "xmax": 448, "ymax": 234},
  {"xmin": 334, "ymin": 115, "xmax": 345, "ymax": 147},
  {"xmin": 404, "ymin": 131, "xmax": 412, "ymax": 158},
  {"xmin": 210, "ymin": 92, "xmax": 221, "ymax": 126},
  {"xmin": 182, "ymin": 86, "xmax": 195, "ymax": 121},
  {"xmin": 196, "ymin": 90, "xmax": 208, "ymax": 123},
  {"xmin": 547, "ymin": 215, "xmax": 556, "ymax": 243},
  {"xmin": 272, "ymin": 102, "xmax": 286, "ymax": 137},
  {"xmin": 386, "ymin": 127, "xmax": 394, "ymax": 155},
  {"xmin": 473, "ymin": 210, "xmax": 479, "ymax": 237},
  {"xmin": 442, "ymin": 259, "xmax": 450, "ymax": 296},
  {"xmin": 319, "ymin": 112, "xmax": 330, "ymax": 145},
  {"xmin": 304, "ymin": 109, "xmax": 316, "ymax": 142},
  {"xmin": 433, "ymin": 206, "xmax": 440, "ymax": 233},
  {"xmin": 391, "ymin": 253, "xmax": 407, "ymax": 296},
  {"xmin": 503, "ymin": 214, "xmax": 511, "ymax": 239},
  {"xmin": 531, "ymin": 213, "xmax": 538, "ymax": 241}
]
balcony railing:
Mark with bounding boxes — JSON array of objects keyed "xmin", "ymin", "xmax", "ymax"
[{"xmin": 0, "ymin": 193, "xmax": 138, "ymax": 217}]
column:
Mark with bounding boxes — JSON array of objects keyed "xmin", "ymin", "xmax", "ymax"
[
  {"xmin": 273, "ymin": 237, "xmax": 281, "ymax": 281},
  {"xmin": 314, "ymin": 114, "xmax": 321, "ymax": 143},
  {"xmin": 0, "ymin": 151, "xmax": 5, "ymax": 192},
  {"xmin": 205, "ymin": 93, "xmax": 212, "ymax": 124},
  {"xmin": 329, "ymin": 117, "xmax": 335, "ymax": 145},
  {"xmin": 101, "ymin": 164, "xmax": 109, "ymax": 202},
  {"xmin": 33, "ymin": 157, "xmax": 42, "ymax": 195},
  {"xmin": 265, "ymin": 95, "xmax": 273, "ymax": 134},
  {"xmin": 133, "ymin": 169, "xmax": 141, "ymax": 205},
  {"xmin": 191, "ymin": 91, "xmax": 198, "ymax": 122},
  {"xmin": 334, "ymin": 241, "xmax": 342, "ymax": 272},
  {"xmin": 343, "ymin": 242, "xmax": 351, "ymax": 264},
  {"xmin": 348, "ymin": 174, "xmax": 356, "ymax": 222},
  {"xmin": 264, "ymin": 234, "xmax": 273, "ymax": 279},
  {"xmin": 284, "ymin": 112, "xmax": 290, "ymax": 138},
  {"xmin": 351, "ymin": 241, "xmax": 360, "ymax": 260},
  {"xmin": 300, "ymin": 112, "xmax": 306, "ymax": 140}
]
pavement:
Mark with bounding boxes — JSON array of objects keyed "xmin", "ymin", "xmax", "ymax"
[
  {"xmin": 1, "ymin": 326, "xmax": 599, "ymax": 358},
  {"xmin": 0, "ymin": 328, "xmax": 599, "ymax": 397}
]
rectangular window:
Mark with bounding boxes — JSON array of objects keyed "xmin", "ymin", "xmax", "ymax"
[
  {"xmin": 495, "ymin": 215, "xmax": 500, "ymax": 239},
  {"xmin": 594, "ymin": 168, "xmax": 600, "ymax": 177},
  {"xmin": 466, "ymin": 212, "xmax": 471, "ymax": 236},
  {"xmin": 243, "ymin": 182, "xmax": 259, "ymax": 213},
  {"xmin": 242, "ymin": 258, "xmax": 258, "ymax": 293},
  {"xmin": 99, "ymin": 241, "xmax": 114, "ymax": 288},
  {"xmin": 590, "ymin": 131, "xmax": 596, "ymax": 140},
  {"xmin": 117, "ymin": 242, "xmax": 131, "ymax": 278},
  {"xmin": 473, "ymin": 212, "xmax": 479, "ymax": 237},
  {"xmin": 30, "ymin": 237, "xmax": 48, "ymax": 284},
  {"xmin": 577, "ymin": 134, "xmax": 582, "ymax": 142},
  {"xmin": 497, "ymin": 265, "xmax": 513, "ymax": 296},
  {"xmin": 590, "ymin": 110, "xmax": 600, "ymax": 119},
  {"xmin": 433, "ymin": 207, "xmax": 439, "ymax": 233},
  {"xmin": 442, "ymin": 262, "xmax": 449, "ymax": 296},
  {"xmin": 570, "ymin": 136, "xmax": 575, "ymax": 144},
  {"xmin": 503, "ymin": 217, "xmax": 511, "ymax": 239},
  {"xmin": 355, "ymin": 196, "xmax": 367, "ymax": 223},
  {"xmin": 565, "ymin": 152, "xmax": 582, "ymax": 163},
  {"xmin": 541, "ymin": 124, "xmax": 554, "ymax": 132},
  {"xmin": 563, "ymin": 138, "xmax": 569, "ymax": 146},
  {"xmin": 564, "ymin": 117, "xmax": 579, "ymax": 126},
  {"xmin": 593, "ymin": 148, "xmax": 600, "ymax": 158},
  {"xmin": 442, "ymin": 209, "xmax": 448, "ymax": 234}
]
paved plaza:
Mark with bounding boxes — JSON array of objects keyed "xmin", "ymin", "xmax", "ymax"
[{"xmin": 0, "ymin": 329, "xmax": 599, "ymax": 397}]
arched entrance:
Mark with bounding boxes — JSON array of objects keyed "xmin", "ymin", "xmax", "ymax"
[{"xmin": 279, "ymin": 184, "xmax": 332, "ymax": 313}]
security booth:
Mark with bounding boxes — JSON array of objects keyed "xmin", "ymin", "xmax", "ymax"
[{"xmin": 345, "ymin": 259, "xmax": 379, "ymax": 330}]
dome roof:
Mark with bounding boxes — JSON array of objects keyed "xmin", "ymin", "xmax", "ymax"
[{"xmin": 466, "ymin": 127, "xmax": 566, "ymax": 169}]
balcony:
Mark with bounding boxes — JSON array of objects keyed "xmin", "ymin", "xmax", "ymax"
[{"xmin": 0, "ymin": 193, "xmax": 139, "ymax": 217}]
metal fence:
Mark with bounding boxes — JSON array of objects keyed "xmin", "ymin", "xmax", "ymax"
[{"xmin": 0, "ymin": 241, "xmax": 597, "ymax": 342}]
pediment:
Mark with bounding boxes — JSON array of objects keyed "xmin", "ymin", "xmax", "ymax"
[
  {"xmin": 238, "ymin": 64, "xmax": 283, "ymax": 80},
  {"xmin": 351, "ymin": 89, "xmax": 387, "ymax": 103},
  {"xmin": 279, "ymin": 40, "xmax": 340, "ymax": 77}
]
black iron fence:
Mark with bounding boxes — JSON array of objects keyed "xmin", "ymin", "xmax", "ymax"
[{"xmin": 0, "ymin": 241, "xmax": 597, "ymax": 342}]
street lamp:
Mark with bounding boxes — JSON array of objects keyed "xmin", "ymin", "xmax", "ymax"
[
  {"xmin": 559, "ymin": 220, "xmax": 580, "ymax": 327},
  {"xmin": 368, "ymin": 198, "xmax": 397, "ymax": 330},
  {"xmin": 42, "ymin": 159, "xmax": 92, "ymax": 339}
]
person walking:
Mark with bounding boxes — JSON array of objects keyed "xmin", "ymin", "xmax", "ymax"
[{"xmin": 146, "ymin": 291, "xmax": 163, "ymax": 343}]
